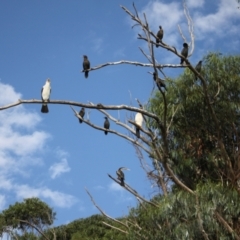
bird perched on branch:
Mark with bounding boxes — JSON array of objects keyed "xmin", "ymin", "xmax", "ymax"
[
  {"xmin": 41, "ymin": 78, "xmax": 51, "ymax": 113},
  {"xmin": 153, "ymin": 72, "xmax": 167, "ymax": 91},
  {"xmin": 156, "ymin": 26, "xmax": 163, "ymax": 48},
  {"xmin": 195, "ymin": 60, "xmax": 202, "ymax": 80},
  {"xmin": 135, "ymin": 105, "xmax": 143, "ymax": 138},
  {"xmin": 180, "ymin": 43, "xmax": 188, "ymax": 64},
  {"xmin": 104, "ymin": 117, "xmax": 110, "ymax": 135},
  {"xmin": 116, "ymin": 167, "xmax": 130, "ymax": 186},
  {"xmin": 78, "ymin": 107, "xmax": 85, "ymax": 123},
  {"xmin": 83, "ymin": 55, "xmax": 90, "ymax": 78}
]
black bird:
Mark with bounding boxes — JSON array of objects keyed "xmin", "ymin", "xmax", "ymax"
[
  {"xmin": 104, "ymin": 117, "xmax": 110, "ymax": 135},
  {"xmin": 195, "ymin": 60, "xmax": 202, "ymax": 80},
  {"xmin": 156, "ymin": 26, "xmax": 163, "ymax": 48},
  {"xmin": 153, "ymin": 72, "xmax": 167, "ymax": 91},
  {"xmin": 116, "ymin": 167, "xmax": 129, "ymax": 186},
  {"xmin": 83, "ymin": 55, "xmax": 90, "ymax": 78},
  {"xmin": 180, "ymin": 43, "xmax": 189, "ymax": 64},
  {"xmin": 78, "ymin": 107, "xmax": 85, "ymax": 123}
]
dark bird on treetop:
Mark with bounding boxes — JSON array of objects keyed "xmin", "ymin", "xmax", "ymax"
[
  {"xmin": 153, "ymin": 72, "xmax": 167, "ymax": 91},
  {"xmin": 79, "ymin": 107, "xmax": 85, "ymax": 123},
  {"xmin": 41, "ymin": 78, "xmax": 51, "ymax": 113},
  {"xmin": 104, "ymin": 117, "xmax": 110, "ymax": 135},
  {"xmin": 116, "ymin": 167, "xmax": 130, "ymax": 186},
  {"xmin": 180, "ymin": 43, "xmax": 189, "ymax": 64},
  {"xmin": 83, "ymin": 55, "xmax": 90, "ymax": 78},
  {"xmin": 156, "ymin": 26, "xmax": 163, "ymax": 48},
  {"xmin": 195, "ymin": 60, "xmax": 202, "ymax": 80}
]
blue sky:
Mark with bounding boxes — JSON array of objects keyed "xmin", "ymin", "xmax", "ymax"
[{"xmin": 0, "ymin": 0, "xmax": 239, "ymax": 232}]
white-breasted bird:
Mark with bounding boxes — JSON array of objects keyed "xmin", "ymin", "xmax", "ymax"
[
  {"xmin": 41, "ymin": 78, "xmax": 51, "ymax": 113},
  {"xmin": 135, "ymin": 110, "xmax": 143, "ymax": 138}
]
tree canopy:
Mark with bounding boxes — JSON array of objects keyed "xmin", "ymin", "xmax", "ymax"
[{"xmin": 1, "ymin": 198, "xmax": 55, "ymax": 239}]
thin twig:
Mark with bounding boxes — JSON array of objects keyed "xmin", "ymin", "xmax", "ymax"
[
  {"xmin": 108, "ymin": 174, "xmax": 159, "ymax": 207},
  {"xmin": 85, "ymin": 188, "xmax": 129, "ymax": 230}
]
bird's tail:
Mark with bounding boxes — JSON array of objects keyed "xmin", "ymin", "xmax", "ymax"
[
  {"xmin": 180, "ymin": 58, "xmax": 184, "ymax": 64},
  {"xmin": 79, "ymin": 119, "xmax": 83, "ymax": 123},
  {"xmin": 85, "ymin": 71, "xmax": 89, "ymax": 78},
  {"xmin": 120, "ymin": 179, "xmax": 125, "ymax": 186},
  {"xmin": 136, "ymin": 127, "xmax": 140, "ymax": 138},
  {"xmin": 105, "ymin": 131, "xmax": 108, "ymax": 135},
  {"xmin": 41, "ymin": 104, "xmax": 49, "ymax": 113}
]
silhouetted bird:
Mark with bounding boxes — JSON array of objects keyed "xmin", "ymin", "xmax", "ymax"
[
  {"xmin": 116, "ymin": 167, "xmax": 129, "ymax": 186},
  {"xmin": 83, "ymin": 55, "xmax": 90, "ymax": 78},
  {"xmin": 104, "ymin": 117, "xmax": 110, "ymax": 135},
  {"xmin": 195, "ymin": 60, "xmax": 202, "ymax": 80},
  {"xmin": 156, "ymin": 26, "xmax": 163, "ymax": 48},
  {"xmin": 79, "ymin": 107, "xmax": 85, "ymax": 123},
  {"xmin": 180, "ymin": 43, "xmax": 189, "ymax": 64},
  {"xmin": 153, "ymin": 72, "xmax": 167, "ymax": 91},
  {"xmin": 135, "ymin": 110, "xmax": 143, "ymax": 138},
  {"xmin": 41, "ymin": 78, "xmax": 51, "ymax": 113}
]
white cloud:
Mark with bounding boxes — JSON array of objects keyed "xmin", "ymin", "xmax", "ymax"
[
  {"xmin": 0, "ymin": 83, "xmax": 49, "ymax": 177},
  {"xmin": 0, "ymin": 82, "xmax": 21, "ymax": 105},
  {"xmin": 139, "ymin": 1, "xmax": 184, "ymax": 46},
  {"xmin": 194, "ymin": 0, "xmax": 240, "ymax": 38},
  {"xmin": 92, "ymin": 38, "xmax": 103, "ymax": 54},
  {"xmin": 109, "ymin": 182, "xmax": 124, "ymax": 192},
  {"xmin": 187, "ymin": 0, "xmax": 204, "ymax": 8},
  {"xmin": 0, "ymin": 82, "xmax": 77, "ymax": 210},
  {"xmin": 0, "ymin": 195, "xmax": 6, "ymax": 210},
  {"xmin": 94, "ymin": 185, "xmax": 104, "ymax": 190},
  {"xmin": 15, "ymin": 184, "xmax": 77, "ymax": 208},
  {"xmin": 49, "ymin": 158, "xmax": 71, "ymax": 179},
  {"xmin": 55, "ymin": 147, "xmax": 69, "ymax": 159},
  {"xmin": 108, "ymin": 182, "xmax": 133, "ymax": 203}
]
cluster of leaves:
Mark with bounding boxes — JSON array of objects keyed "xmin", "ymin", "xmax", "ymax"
[
  {"xmin": 42, "ymin": 214, "xmax": 126, "ymax": 240},
  {"xmin": 148, "ymin": 53, "xmax": 240, "ymax": 190},
  {"xmin": 0, "ymin": 198, "xmax": 55, "ymax": 238},
  {"xmin": 127, "ymin": 182, "xmax": 240, "ymax": 240}
]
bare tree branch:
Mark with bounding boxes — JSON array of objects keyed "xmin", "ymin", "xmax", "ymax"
[
  {"xmin": 71, "ymin": 106, "xmax": 152, "ymax": 155},
  {"xmin": 17, "ymin": 219, "xmax": 49, "ymax": 240},
  {"xmin": 81, "ymin": 60, "xmax": 186, "ymax": 74},
  {"xmin": 102, "ymin": 222, "xmax": 128, "ymax": 234},
  {"xmin": 108, "ymin": 174, "xmax": 159, "ymax": 207},
  {"xmin": 215, "ymin": 211, "xmax": 240, "ymax": 240},
  {"xmin": 85, "ymin": 188, "xmax": 129, "ymax": 230}
]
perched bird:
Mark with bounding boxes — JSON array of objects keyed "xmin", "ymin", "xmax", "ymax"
[
  {"xmin": 104, "ymin": 117, "xmax": 110, "ymax": 135},
  {"xmin": 153, "ymin": 72, "xmax": 167, "ymax": 91},
  {"xmin": 116, "ymin": 167, "xmax": 130, "ymax": 186},
  {"xmin": 83, "ymin": 55, "xmax": 90, "ymax": 78},
  {"xmin": 180, "ymin": 43, "xmax": 189, "ymax": 64},
  {"xmin": 156, "ymin": 26, "xmax": 163, "ymax": 48},
  {"xmin": 195, "ymin": 60, "xmax": 202, "ymax": 80},
  {"xmin": 78, "ymin": 107, "xmax": 85, "ymax": 123},
  {"xmin": 41, "ymin": 78, "xmax": 51, "ymax": 113},
  {"xmin": 135, "ymin": 109, "xmax": 143, "ymax": 138}
]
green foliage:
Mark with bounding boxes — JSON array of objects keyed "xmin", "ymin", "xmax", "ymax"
[
  {"xmin": 43, "ymin": 214, "xmax": 126, "ymax": 240},
  {"xmin": 1, "ymin": 197, "xmax": 55, "ymax": 237},
  {"xmin": 148, "ymin": 53, "xmax": 240, "ymax": 189},
  {"xmin": 15, "ymin": 232, "xmax": 39, "ymax": 240},
  {"xmin": 127, "ymin": 182, "xmax": 240, "ymax": 240}
]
